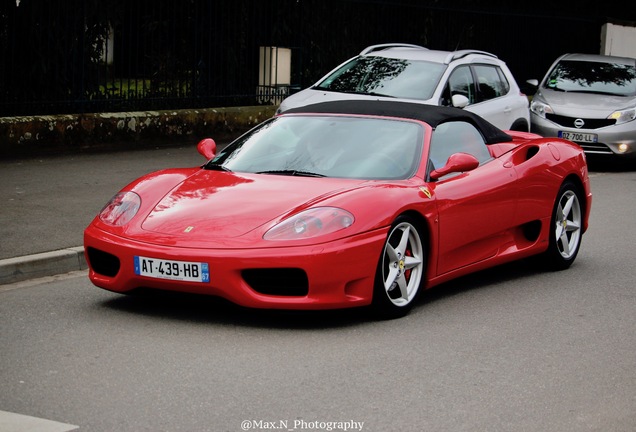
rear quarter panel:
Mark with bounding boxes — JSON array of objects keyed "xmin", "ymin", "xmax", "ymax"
[{"xmin": 498, "ymin": 137, "xmax": 591, "ymax": 232}]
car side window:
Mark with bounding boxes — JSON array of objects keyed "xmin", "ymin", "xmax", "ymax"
[
  {"xmin": 474, "ymin": 65, "xmax": 510, "ymax": 102},
  {"xmin": 441, "ymin": 66, "xmax": 477, "ymax": 106},
  {"xmin": 428, "ymin": 121, "xmax": 492, "ymax": 171}
]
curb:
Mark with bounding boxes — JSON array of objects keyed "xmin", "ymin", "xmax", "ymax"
[{"xmin": 0, "ymin": 247, "xmax": 87, "ymax": 286}]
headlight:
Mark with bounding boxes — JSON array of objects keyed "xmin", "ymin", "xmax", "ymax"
[
  {"xmin": 99, "ymin": 191, "xmax": 141, "ymax": 226},
  {"xmin": 608, "ymin": 107, "xmax": 636, "ymax": 125},
  {"xmin": 530, "ymin": 99, "xmax": 553, "ymax": 119},
  {"xmin": 264, "ymin": 207, "xmax": 354, "ymax": 241}
]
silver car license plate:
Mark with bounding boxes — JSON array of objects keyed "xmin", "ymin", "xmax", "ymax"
[
  {"xmin": 558, "ymin": 131, "xmax": 598, "ymax": 143},
  {"xmin": 134, "ymin": 256, "xmax": 210, "ymax": 283}
]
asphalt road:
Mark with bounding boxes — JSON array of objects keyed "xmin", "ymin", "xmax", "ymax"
[
  {"xmin": 1, "ymin": 161, "xmax": 635, "ymax": 432},
  {"xmin": 0, "ymin": 144, "xmax": 219, "ymax": 260}
]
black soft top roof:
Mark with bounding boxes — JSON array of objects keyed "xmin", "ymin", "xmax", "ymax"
[{"xmin": 283, "ymin": 100, "xmax": 513, "ymax": 144}]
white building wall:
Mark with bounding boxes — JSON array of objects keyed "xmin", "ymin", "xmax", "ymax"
[{"xmin": 601, "ymin": 23, "xmax": 636, "ymax": 58}]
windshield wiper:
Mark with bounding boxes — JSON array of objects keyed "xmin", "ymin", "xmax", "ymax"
[
  {"xmin": 547, "ymin": 85, "xmax": 567, "ymax": 92},
  {"xmin": 256, "ymin": 169, "xmax": 326, "ymax": 177},
  {"xmin": 312, "ymin": 85, "xmax": 335, "ymax": 91},
  {"xmin": 333, "ymin": 89, "xmax": 395, "ymax": 98},
  {"xmin": 569, "ymin": 90, "xmax": 626, "ymax": 97},
  {"xmin": 352, "ymin": 90, "xmax": 395, "ymax": 98},
  {"xmin": 311, "ymin": 87, "xmax": 395, "ymax": 98}
]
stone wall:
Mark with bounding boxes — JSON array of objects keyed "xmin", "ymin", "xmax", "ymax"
[{"xmin": 0, "ymin": 105, "xmax": 278, "ymax": 158}]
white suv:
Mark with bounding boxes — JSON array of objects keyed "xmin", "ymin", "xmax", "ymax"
[{"xmin": 278, "ymin": 44, "xmax": 530, "ymax": 131}]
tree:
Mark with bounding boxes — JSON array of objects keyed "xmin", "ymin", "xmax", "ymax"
[{"xmin": 1, "ymin": 0, "xmax": 119, "ymax": 111}]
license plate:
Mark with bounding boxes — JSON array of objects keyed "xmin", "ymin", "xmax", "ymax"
[
  {"xmin": 558, "ymin": 131, "xmax": 597, "ymax": 143},
  {"xmin": 134, "ymin": 256, "xmax": 209, "ymax": 283}
]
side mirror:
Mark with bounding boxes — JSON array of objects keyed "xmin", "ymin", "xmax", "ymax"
[
  {"xmin": 522, "ymin": 79, "xmax": 539, "ymax": 96},
  {"xmin": 451, "ymin": 94, "xmax": 469, "ymax": 109},
  {"xmin": 430, "ymin": 152, "xmax": 480, "ymax": 180},
  {"xmin": 197, "ymin": 138, "xmax": 217, "ymax": 160}
]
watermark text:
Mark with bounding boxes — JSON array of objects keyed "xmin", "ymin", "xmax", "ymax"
[{"xmin": 240, "ymin": 419, "xmax": 364, "ymax": 431}]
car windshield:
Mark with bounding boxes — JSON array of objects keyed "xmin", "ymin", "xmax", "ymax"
[
  {"xmin": 205, "ymin": 115, "xmax": 424, "ymax": 180},
  {"xmin": 314, "ymin": 56, "xmax": 447, "ymax": 101},
  {"xmin": 544, "ymin": 59, "xmax": 636, "ymax": 96}
]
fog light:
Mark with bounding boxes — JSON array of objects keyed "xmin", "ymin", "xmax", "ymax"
[{"xmin": 618, "ymin": 143, "xmax": 629, "ymax": 153}]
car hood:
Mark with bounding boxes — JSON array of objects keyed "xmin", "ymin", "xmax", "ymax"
[
  {"xmin": 538, "ymin": 88, "xmax": 636, "ymax": 117},
  {"xmin": 138, "ymin": 169, "xmax": 365, "ymax": 242}
]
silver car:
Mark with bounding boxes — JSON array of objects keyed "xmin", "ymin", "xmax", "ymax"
[
  {"xmin": 529, "ymin": 53, "xmax": 636, "ymax": 158},
  {"xmin": 278, "ymin": 44, "xmax": 530, "ymax": 131}
]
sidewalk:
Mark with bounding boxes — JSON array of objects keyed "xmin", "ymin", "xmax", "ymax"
[{"xmin": 0, "ymin": 143, "xmax": 216, "ymax": 284}]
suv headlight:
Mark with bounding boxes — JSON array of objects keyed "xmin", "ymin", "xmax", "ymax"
[
  {"xmin": 530, "ymin": 99, "xmax": 553, "ymax": 119},
  {"xmin": 608, "ymin": 107, "xmax": 636, "ymax": 125}
]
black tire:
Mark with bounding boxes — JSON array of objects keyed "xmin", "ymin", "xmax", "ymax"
[
  {"xmin": 510, "ymin": 119, "xmax": 529, "ymax": 132},
  {"xmin": 541, "ymin": 180, "xmax": 584, "ymax": 270},
  {"xmin": 371, "ymin": 215, "xmax": 427, "ymax": 319}
]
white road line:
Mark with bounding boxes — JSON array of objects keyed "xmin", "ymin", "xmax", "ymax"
[{"xmin": 0, "ymin": 410, "xmax": 78, "ymax": 432}]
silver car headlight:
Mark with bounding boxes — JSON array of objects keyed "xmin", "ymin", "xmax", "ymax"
[
  {"xmin": 608, "ymin": 106, "xmax": 636, "ymax": 125},
  {"xmin": 530, "ymin": 99, "xmax": 554, "ymax": 119}
]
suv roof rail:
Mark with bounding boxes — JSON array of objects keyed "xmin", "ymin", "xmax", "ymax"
[
  {"xmin": 360, "ymin": 43, "xmax": 427, "ymax": 56},
  {"xmin": 445, "ymin": 50, "xmax": 498, "ymax": 64}
]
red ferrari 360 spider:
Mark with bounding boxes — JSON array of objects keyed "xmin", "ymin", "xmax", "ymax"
[{"xmin": 84, "ymin": 100, "xmax": 592, "ymax": 318}]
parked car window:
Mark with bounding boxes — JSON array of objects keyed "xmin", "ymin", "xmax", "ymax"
[
  {"xmin": 444, "ymin": 66, "xmax": 477, "ymax": 105},
  {"xmin": 544, "ymin": 60, "xmax": 636, "ymax": 96},
  {"xmin": 314, "ymin": 56, "xmax": 447, "ymax": 100},
  {"xmin": 429, "ymin": 121, "xmax": 491, "ymax": 170},
  {"xmin": 474, "ymin": 65, "xmax": 510, "ymax": 101}
]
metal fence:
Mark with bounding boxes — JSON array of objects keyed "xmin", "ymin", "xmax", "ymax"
[{"xmin": 0, "ymin": 0, "xmax": 612, "ymax": 117}]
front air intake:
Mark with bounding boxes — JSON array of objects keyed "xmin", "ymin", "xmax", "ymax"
[
  {"xmin": 86, "ymin": 247, "xmax": 121, "ymax": 277},
  {"xmin": 242, "ymin": 268, "xmax": 309, "ymax": 296}
]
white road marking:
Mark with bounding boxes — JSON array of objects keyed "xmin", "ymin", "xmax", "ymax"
[{"xmin": 0, "ymin": 410, "xmax": 78, "ymax": 432}]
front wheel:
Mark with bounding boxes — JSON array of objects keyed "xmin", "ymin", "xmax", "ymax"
[
  {"xmin": 542, "ymin": 180, "xmax": 584, "ymax": 270},
  {"xmin": 371, "ymin": 216, "xmax": 426, "ymax": 319}
]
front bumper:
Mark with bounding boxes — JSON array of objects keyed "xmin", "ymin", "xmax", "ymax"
[
  {"xmin": 531, "ymin": 113, "xmax": 636, "ymax": 157},
  {"xmin": 84, "ymin": 225, "xmax": 387, "ymax": 310}
]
